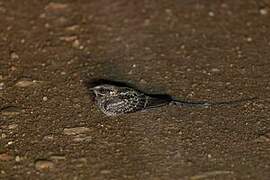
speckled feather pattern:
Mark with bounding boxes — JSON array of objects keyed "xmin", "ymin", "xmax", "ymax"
[
  {"xmin": 96, "ymin": 87, "xmax": 148, "ymax": 116},
  {"xmin": 91, "ymin": 84, "xmax": 249, "ymax": 116}
]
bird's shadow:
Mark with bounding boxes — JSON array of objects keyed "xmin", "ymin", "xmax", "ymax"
[
  {"xmin": 84, "ymin": 78, "xmax": 258, "ymax": 106},
  {"xmin": 84, "ymin": 78, "xmax": 173, "ymax": 101}
]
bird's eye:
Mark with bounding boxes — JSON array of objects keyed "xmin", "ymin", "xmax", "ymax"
[{"xmin": 99, "ymin": 89, "xmax": 108, "ymax": 94}]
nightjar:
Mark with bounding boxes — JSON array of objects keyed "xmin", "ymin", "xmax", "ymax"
[{"xmin": 90, "ymin": 84, "xmax": 211, "ymax": 116}]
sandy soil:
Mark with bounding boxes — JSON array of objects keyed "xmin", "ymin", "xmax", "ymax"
[{"xmin": 0, "ymin": 0, "xmax": 270, "ymax": 179}]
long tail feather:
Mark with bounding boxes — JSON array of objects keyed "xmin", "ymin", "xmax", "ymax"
[
  {"xmin": 172, "ymin": 97, "xmax": 257, "ymax": 108},
  {"xmin": 144, "ymin": 96, "xmax": 172, "ymax": 109}
]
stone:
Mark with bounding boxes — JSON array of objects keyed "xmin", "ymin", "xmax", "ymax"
[
  {"xmin": 59, "ymin": 36, "xmax": 77, "ymax": 42},
  {"xmin": 139, "ymin": 79, "xmax": 147, "ymax": 84},
  {"xmin": 100, "ymin": 170, "xmax": 111, "ymax": 174},
  {"xmin": 259, "ymin": 8, "xmax": 268, "ymax": 15},
  {"xmin": 0, "ymin": 82, "xmax": 4, "ymax": 90},
  {"xmin": 43, "ymin": 135, "xmax": 54, "ymax": 141},
  {"xmin": 0, "ymin": 106, "xmax": 21, "ymax": 116},
  {"xmin": 8, "ymin": 124, "xmax": 18, "ymax": 129},
  {"xmin": 43, "ymin": 96, "xmax": 48, "ymax": 101},
  {"xmin": 15, "ymin": 80, "xmax": 36, "ymax": 87},
  {"xmin": 35, "ymin": 160, "xmax": 54, "ymax": 171},
  {"xmin": 208, "ymin": 11, "xmax": 215, "ymax": 17},
  {"xmin": 65, "ymin": 25, "xmax": 80, "ymax": 31},
  {"xmin": 246, "ymin": 37, "xmax": 253, "ymax": 42},
  {"xmin": 15, "ymin": 156, "xmax": 21, "ymax": 162},
  {"xmin": 73, "ymin": 136, "xmax": 92, "ymax": 142},
  {"xmin": 7, "ymin": 141, "xmax": 13, "ymax": 145},
  {"xmin": 211, "ymin": 68, "xmax": 220, "ymax": 73},
  {"xmin": 49, "ymin": 155, "xmax": 66, "ymax": 161},
  {"xmin": 63, "ymin": 127, "xmax": 91, "ymax": 135},
  {"xmin": 0, "ymin": 153, "xmax": 13, "ymax": 161},
  {"xmin": 72, "ymin": 39, "xmax": 82, "ymax": 49},
  {"xmin": 10, "ymin": 52, "xmax": 19, "ymax": 60},
  {"xmin": 1, "ymin": 133, "xmax": 7, "ymax": 139},
  {"xmin": 45, "ymin": 2, "xmax": 68, "ymax": 13}
]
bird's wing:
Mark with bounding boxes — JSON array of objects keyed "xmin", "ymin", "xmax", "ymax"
[{"xmin": 143, "ymin": 95, "xmax": 171, "ymax": 109}]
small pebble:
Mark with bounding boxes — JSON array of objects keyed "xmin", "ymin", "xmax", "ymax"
[
  {"xmin": 8, "ymin": 124, "xmax": 18, "ymax": 129},
  {"xmin": 10, "ymin": 52, "xmax": 19, "ymax": 60},
  {"xmin": 100, "ymin": 170, "xmax": 111, "ymax": 174},
  {"xmin": 72, "ymin": 39, "xmax": 83, "ymax": 49},
  {"xmin": 45, "ymin": 2, "xmax": 68, "ymax": 12},
  {"xmin": 7, "ymin": 141, "xmax": 13, "ymax": 145},
  {"xmin": 15, "ymin": 80, "xmax": 36, "ymax": 87},
  {"xmin": 0, "ymin": 82, "xmax": 4, "ymax": 90},
  {"xmin": 63, "ymin": 127, "xmax": 91, "ymax": 135},
  {"xmin": 211, "ymin": 68, "xmax": 220, "ymax": 73},
  {"xmin": 43, "ymin": 96, "xmax": 48, "ymax": 101},
  {"xmin": 1, "ymin": 133, "xmax": 7, "ymax": 139},
  {"xmin": 35, "ymin": 160, "xmax": 54, "ymax": 171},
  {"xmin": 72, "ymin": 98, "xmax": 80, "ymax": 103},
  {"xmin": 221, "ymin": 3, "xmax": 228, "ymax": 8},
  {"xmin": 43, "ymin": 135, "xmax": 54, "ymax": 141},
  {"xmin": 165, "ymin": 9, "xmax": 172, "ymax": 14},
  {"xmin": 44, "ymin": 23, "xmax": 50, "ymax": 28},
  {"xmin": 15, "ymin": 156, "xmax": 21, "ymax": 162},
  {"xmin": 73, "ymin": 39, "xmax": 80, "ymax": 47},
  {"xmin": 143, "ymin": 19, "xmax": 150, "ymax": 26},
  {"xmin": 49, "ymin": 155, "xmax": 66, "ymax": 161},
  {"xmin": 246, "ymin": 37, "xmax": 253, "ymax": 42},
  {"xmin": 0, "ymin": 153, "xmax": 13, "ymax": 161},
  {"xmin": 139, "ymin": 79, "xmax": 147, "ymax": 84},
  {"xmin": 59, "ymin": 36, "xmax": 77, "ymax": 42},
  {"xmin": 11, "ymin": 66, "xmax": 17, "ymax": 71},
  {"xmin": 0, "ymin": 106, "xmax": 21, "ymax": 116},
  {"xmin": 259, "ymin": 8, "xmax": 268, "ymax": 15},
  {"xmin": 65, "ymin": 25, "xmax": 80, "ymax": 31},
  {"xmin": 73, "ymin": 136, "xmax": 92, "ymax": 142},
  {"xmin": 208, "ymin": 11, "xmax": 215, "ymax": 17}
]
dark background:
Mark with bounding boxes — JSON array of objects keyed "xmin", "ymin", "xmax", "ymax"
[{"xmin": 0, "ymin": 0, "xmax": 270, "ymax": 179}]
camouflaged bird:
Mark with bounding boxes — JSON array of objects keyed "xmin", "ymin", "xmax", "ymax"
[
  {"xmin": 90, "ymin": 83, "xmax": 256, "ymax": 116},
  {"xmin": 90, "ymin": 84, "xmax": 212, "ymax": 116}
]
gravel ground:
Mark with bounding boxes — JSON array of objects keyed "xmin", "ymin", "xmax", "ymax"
[{"xmin": 0, "ymin": 0, "xmax": 270, "ymax": 179}]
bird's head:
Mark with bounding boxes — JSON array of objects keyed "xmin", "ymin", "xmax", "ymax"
[{"xmin": 90, "ymin": 84, "xmax": 118, "ymax": 97}]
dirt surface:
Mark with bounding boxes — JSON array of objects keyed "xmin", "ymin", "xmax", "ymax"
[{"xmin": 0, "ymin": 0, "xmax": 270, "ymax": 179}]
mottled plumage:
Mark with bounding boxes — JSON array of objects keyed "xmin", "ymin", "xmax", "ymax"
[
  {"xmin": 90, "ymin": 83, "xmax": 256, "ymax": 116},
  {"xmin": 91, "ymin": 84, "xmax": 171, "ymax": 116}
]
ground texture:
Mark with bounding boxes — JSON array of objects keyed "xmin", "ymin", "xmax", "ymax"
[{"xmin": 0, "ymin": 0, "xmax": 270, "ymax": 179}]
